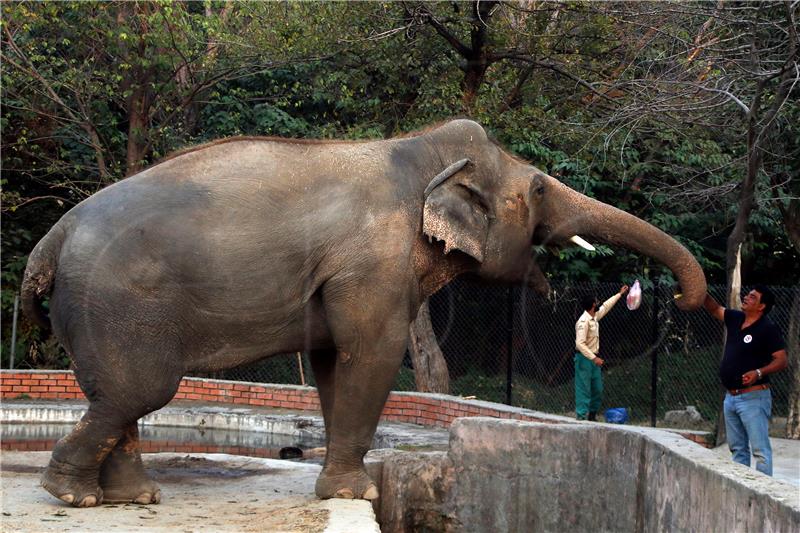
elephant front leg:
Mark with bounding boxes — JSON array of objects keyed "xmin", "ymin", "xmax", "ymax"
[{"xmin": 315, "ymin": 291, "xmax": 410, "ymax": 500}]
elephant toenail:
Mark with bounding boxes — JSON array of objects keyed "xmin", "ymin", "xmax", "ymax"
[
  {"xmin": 134, "ymin": 493, "xmax": 152, "ymax": 504},
  {"xmin": 363, "ymin": 485, "xmax": 379, "ymax": 500},
  {"xmin": 334, "ymin": 488, "xmax": 355, "ymax": 499},
  {"xmin": 78, "ymin": 495, "xmax": 97, "ymax": 507},
  {"xmin": 60, "ymin": 494, "xmax": 75, "ymax": 504}
]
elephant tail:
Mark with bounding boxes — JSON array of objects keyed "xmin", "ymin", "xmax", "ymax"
[{"xmin": 21, "ymin": 223, "xmax": 67, "ymax": 330}]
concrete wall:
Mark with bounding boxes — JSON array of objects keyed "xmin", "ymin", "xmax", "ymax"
[{"xmin": 372, "ymin": 418, "xmax": 800, "ymax": 533}]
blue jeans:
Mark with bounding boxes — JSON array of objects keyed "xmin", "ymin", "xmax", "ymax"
[{"xmin": 723, "ymin": 388, "xmax": 772, "ymax": 476}]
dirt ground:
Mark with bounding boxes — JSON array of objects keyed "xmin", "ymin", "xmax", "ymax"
[{"xmin": 0, "ymin": 452, "xmax": 350, "ymax": 532}]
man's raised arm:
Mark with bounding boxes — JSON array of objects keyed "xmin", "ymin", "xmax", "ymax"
[{"xmin": 703, "ymin": 294, "xmax": 725, "ymax": 322}]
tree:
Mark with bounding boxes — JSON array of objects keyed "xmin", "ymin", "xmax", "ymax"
[
  {"xmin": 408, "ymin": 300, "xmax": 450, "ymax": 393},
  {"xmin": 589, "ymin": 0, "xmax": 799, "ymax": 439}
]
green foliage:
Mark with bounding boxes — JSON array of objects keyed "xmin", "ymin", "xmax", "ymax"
[{"xmin": 2, "ymin": 1, "xmax": 797, "ymax": 368}]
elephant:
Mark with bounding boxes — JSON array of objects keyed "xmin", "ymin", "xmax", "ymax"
[{"xmin": 21, "ymin": 119, "xmax": 706, "ymax": 507}]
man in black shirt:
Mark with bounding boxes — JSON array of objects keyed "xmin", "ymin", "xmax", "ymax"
[{"xmin": 704, "ymin": 285, "xmax": 787, "ymax": 476}]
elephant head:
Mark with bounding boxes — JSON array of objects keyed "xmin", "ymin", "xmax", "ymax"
[{"xmin": 421, "ymin": 120, "xmax": 706, "ymax": 310}]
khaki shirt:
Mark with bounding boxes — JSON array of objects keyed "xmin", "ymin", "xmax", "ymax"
[{"xmin": 575, "ymin": 293, "xmax": 622, "ymax": 360}]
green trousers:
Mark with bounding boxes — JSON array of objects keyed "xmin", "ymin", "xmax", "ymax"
[{"xmin": 574, "ymin": 353, "xmax": 603, "ymax": 420}]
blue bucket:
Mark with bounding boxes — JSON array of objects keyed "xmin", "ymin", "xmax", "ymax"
[{"xmin": 604, "ymin": 407, "xmax": 629, "ymax": 424}]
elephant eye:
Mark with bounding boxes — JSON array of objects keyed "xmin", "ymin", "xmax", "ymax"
[{"xmin": 536, "ymin": 185, "xmax": 545, "ymax": 195}]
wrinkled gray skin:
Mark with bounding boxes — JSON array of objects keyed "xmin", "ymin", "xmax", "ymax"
[{"xmin": 22, "ymin": 119, "xmax": 706, "ymax": 507}]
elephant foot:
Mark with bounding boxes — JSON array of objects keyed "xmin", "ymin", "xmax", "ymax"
[
  {"xmin": 315, "ymin": 468, "xmax": 379, "ymax": 500},
  {"xmin": 41, "ymin": 458, "xmax": 103, "ymax": 507},
  {"xmin": 99, "ymin": 458, "xmax": 161, "ymax": 504},
  {"xmin": 101, "ymin": 484, "xmax": 161, "ymax": 505}
]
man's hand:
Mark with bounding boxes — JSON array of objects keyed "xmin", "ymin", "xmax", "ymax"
[
  {"xmin": 593, "ymin": 356, "xmax": 604, "ymax": 367},
  {"xmin": 619, "ymin": 285, "xmax": 629, "ymax": 295},
  {"xmin": 741, "ymin": 370, "xmax": 759, "ymax": 386}
]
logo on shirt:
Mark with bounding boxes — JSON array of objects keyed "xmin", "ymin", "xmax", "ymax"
[{"xmin": 743, "ymin": 334, "xmax": 753, "ymax": 344}]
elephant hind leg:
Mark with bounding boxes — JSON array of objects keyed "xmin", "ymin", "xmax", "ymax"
[
  {"xmin": 42, "ymin": 353, "xmax": 182, "ymax": 507},
  {"xmin": 41, "ymin": 406, "xmax": 123, "ymax": 507},
  {"xmin": 99, "ymin": 424, "xmax": 161, "ymax": 504}
]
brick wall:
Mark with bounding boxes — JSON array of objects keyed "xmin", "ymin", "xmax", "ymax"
[
  {"xmin": 0, "ymin": 370, "xmax": 714, "ymax": 447},
  {"xmin": 0, "ymin": 370, "xmax": 557, "ymax": 427}
]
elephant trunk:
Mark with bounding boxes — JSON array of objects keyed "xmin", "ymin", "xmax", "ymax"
[{"xmin": 541, "ymin": 176, "xmax": 707, "ymax": 311}]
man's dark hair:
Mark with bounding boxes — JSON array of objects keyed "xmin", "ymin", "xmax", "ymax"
[
  {"xmin": 753, "ymin": 284, "xmax": 775, "ymax": 314},
  {"xmin": 581, "ymin": 295, "xmax": 597, "ymax": 312}
]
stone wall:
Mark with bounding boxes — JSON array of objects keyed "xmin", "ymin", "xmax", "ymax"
[{"xmin": 370, "ymin": 418, "xmax": 800, "ymax": 533}]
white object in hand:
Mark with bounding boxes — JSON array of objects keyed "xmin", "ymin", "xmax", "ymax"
[{"xmin": 627, "ymin": 279, "xmax": 642, "ymax": 310}]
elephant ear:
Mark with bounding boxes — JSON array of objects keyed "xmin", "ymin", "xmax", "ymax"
[{"xmin": 423, "ymin": 159, "xmax": 491, "ymax": 262}]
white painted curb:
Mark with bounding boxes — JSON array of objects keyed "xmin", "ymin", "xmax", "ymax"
[{"xmin": 320, "ymin": 499, "xmax": 381, "ymax": 533}]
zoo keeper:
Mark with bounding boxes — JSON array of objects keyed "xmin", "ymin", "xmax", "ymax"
[{"xmin": 574, "ymin": 285, "xmax": 629, "ymax": 421}]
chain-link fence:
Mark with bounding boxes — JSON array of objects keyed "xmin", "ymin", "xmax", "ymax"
[{"xmin": 205, "ymin": 281, "xmax": 798, "ymax": 430}]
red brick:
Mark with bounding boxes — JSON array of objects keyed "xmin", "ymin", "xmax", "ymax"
[
  {"xmin": 48, "ymin": 386, "xmax": 66, "ymax": 392},
  {"xmin": 1, "ymin": 379, "xmax": 21, "ymax": 385}
]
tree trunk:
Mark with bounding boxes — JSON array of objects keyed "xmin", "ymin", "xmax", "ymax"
[
  {"xmin": 126, "ymin": 84, "xmax": 149, "ymax": 175},
  {"xmin": 461, "ymin": 60, "xmax": 488, "ymax": 111},
  {"xmin": 460, "ymin": 1, "xmax": 498, "ymax": 111},
  {"xmin": 785, "ymin": 288, "xmax": 800, "ymax": 439},
  {"xmin": 714, "ymin": 245, "xmax": 743, "ymax": 447},
  {"xmin": 408, "ymin": 300, "xmax": 450, "ymax": 394}
]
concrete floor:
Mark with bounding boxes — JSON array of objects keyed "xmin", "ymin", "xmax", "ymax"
[
  {"xmin": 0, "ymin": 452, "xmax": 379, "ymax": 532},
  {"xmin": 713, "ymin": 437, "xmax": 800, "ymax": 487}
]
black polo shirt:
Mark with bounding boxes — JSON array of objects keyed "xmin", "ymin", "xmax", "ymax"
[{"xmin": 719, "ymin": 309, "xmax": 785, "ymax": 390}]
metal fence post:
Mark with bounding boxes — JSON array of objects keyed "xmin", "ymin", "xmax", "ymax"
[
  {"xmin": 505, "ymin": 286, "xmax": 514, "ymax": 405},
  {"xmin": 10, "ymin": 294, "xmax": 20, "ymax": 369},
  {"xmin": 650, "ymin": 283, "xmax": 659, "ymax": 427}
]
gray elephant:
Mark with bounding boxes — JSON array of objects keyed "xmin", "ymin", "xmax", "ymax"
[{"xmin": 22, "ymin": 119, "xmax": 706, "ymax": 507}]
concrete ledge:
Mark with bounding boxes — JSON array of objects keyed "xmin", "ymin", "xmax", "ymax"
[{"xmin": 320, "ymin": 499, "xmax": 380, "ymax": 533}]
